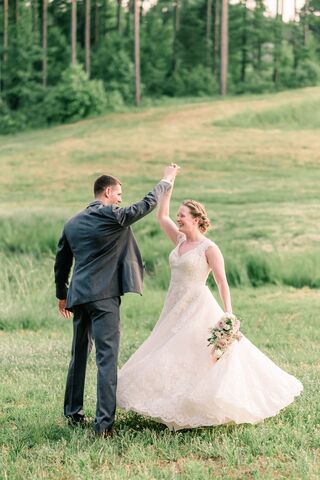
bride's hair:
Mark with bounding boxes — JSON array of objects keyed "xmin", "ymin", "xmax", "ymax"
[{"xmin": 182, "ymin": 200, "xmax": 211, "ymax": 233}]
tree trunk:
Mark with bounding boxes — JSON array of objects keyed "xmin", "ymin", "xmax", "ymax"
[
  {"xmin": 71, "ymin": 0, "xmax": 77, "ymax": 65},
  {"xmin": 213, "ymin": 0, "xmax": 220, "ymax": 79},
  {"xmin": 304, "ymin": 0, "xmax": 309, "ymax": 46},
  {"xmin": 127, "ymin": 0, "xmax": 134, "ymax": 37},
  {"xmin": 206, "ymin": 0, "xmax": 212, "ymax": 69},
  {"xmin": 117, "ymin": 0, "xmax": 122, "ymax": 33},
  {"xmin": 293, "ymin": 0, "xmax": 299, "ymax": 70},
  {"xmin": 14, "ymin": 0, "xmax": 19, "ymax": 25},
  {"xmin": 32, "ymin": 0, "xmax": 38, "ymax": 42},
  {"xmin": 85, "ymin": 0, "xmax": 91, "ymax": 76},
  {"xmin": 2, "ymin": 0, "xmax": 9, "ymax": 93},
  {"xmin": 257, "ymin": 40, "xmax": 261, "ymax": 71},
  {"xmin": 140, "ymin": 0, "xmax": 144, "ymax": 21},
  {"xmin": 272, "ymin": 0, "xmax": 281, "ymax": 85},
  {"xmin": 94, "ymin": 0, "xmax": 99, "ymax": 50},
  {"xmin": 220, "ymin": 0, "xmax": 228, "ymax": 95},
  {"xmin": 240, "ymin": 0, "xmax": 247, "ymax": 83},
  {"xmin": 255, "ymin": 0, "xmax": 262, "ymax": 72},
  {"xmin": 134, "ymin": 0, "xmax": 140, "ymax": 105},
  {"xmin": 172, "ymin": 0, "xmax": 180, "ymax": 74},
  {"xmin": 42, "ymin": 0, "xmax": 48, "ymax": 87},
  {"xmin": 3, "ymin": 0, "xmax": 8, "ymax": 65}
]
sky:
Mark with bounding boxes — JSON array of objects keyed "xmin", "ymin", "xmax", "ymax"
[{"xmin": 262, "ymin": 0, "xmax": 305, "ymax": 22}]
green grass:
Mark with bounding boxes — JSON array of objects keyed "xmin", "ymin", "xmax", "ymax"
[
  {"xmin": 0, "ymin": 87, "xmax": 320, "ymax": 478},
  {"xmin": 214, "ymin": 98, "xmax": 320, "ymax": 130},
  {"xmin": 0, "ymin": 287, "xmax": 319, "ymax": 479}
]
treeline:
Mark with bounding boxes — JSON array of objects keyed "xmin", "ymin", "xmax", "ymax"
[{"xmin": 0, "ymin": 0, "xmax": 320, "ymax": 133}]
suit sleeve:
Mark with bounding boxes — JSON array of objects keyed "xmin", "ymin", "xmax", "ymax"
[
  {"xmin": 54, "ymin": 229, "xmax": 74, "ymax": 300},
  {"xmin": 112, "ymin": 180, "xmax": 172, "ymax": 228}
]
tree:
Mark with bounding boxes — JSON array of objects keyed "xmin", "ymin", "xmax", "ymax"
[
  {"xmin": 134, "ymin": 0, "xmax": 140, "ymax": 105},
  {"xmin": 206, "ymin": 0, "xmax": 212, "ymax": 68},
  {"xmin": 14, "ymin": 0, "xmax": 19, "ymax": 26},
  {"xmin": 94, "ymin": 0, "xmax": 99, "ymax": 50},
  {"xmin": 85, "ymin": 0, "xmax": 91, "ymax": 76},
  {"xmin": 273, "ymin": 0, "xmax": 282, "ymax": 85},
  {"xmin": 3, "ymin": 0, "xmax": 8, "ymax": 66},
  {"xmin": 220, "ymin": 0, "xmax": 228, "ymax": 95},
  {"xmin": 117, "ymin": 0, "xmax": 122, "ymax": 33},
  {"xmin": 304, "ymin": 0, "xmax": 309, "ymax": 45},
  {"xmin": 214, "ymin": 0, "xmax": 220, "ymax": 79},
  {"xmin": 32, "ymin": 0, "xmax": 38, "ymax": 42},
  {"xmin": 253, "ymin": 0, "xmax": 266, "ymax": 72},
  {"xmin": 240, "ymin": 0, "xmax": 247, "ymax": 83},
  {"xmin": 42, "ymin": 0, "xmax": 48, "ymax": 87},
  {"xmin": 71, "ymin": 0, "xmax": 77, "ymax": 65},
  {"xmin": 172, "ymin": 0, "xmax": 180, "ymax": 73}
]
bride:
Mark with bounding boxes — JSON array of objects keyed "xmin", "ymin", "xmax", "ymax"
[{"xmin": 117, "ymin": 178, "xmax": 303, "ymax": 431}]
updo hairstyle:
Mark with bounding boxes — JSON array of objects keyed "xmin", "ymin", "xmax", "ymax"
[{"xmin": 182, "ymin": 200, "xmax": 211, "ymax": 233}]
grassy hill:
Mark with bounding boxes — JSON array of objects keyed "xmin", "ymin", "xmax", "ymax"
[{"xmin": 0, "ymin": 88, "xmax": 319, "ymax": 479}]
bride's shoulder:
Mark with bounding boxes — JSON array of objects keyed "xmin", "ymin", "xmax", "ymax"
[
  {"xmin": 202, "ymin": 237, "xmax": 217, "ymax": 249},
  {"xmin": 204, "ymin": 239, "xmax": 225, "ymax": 265},
  {"xmin": 202, "ymin": 238, "xmax": 221, "ymax": 256},
  {"xmin": 196, "ymin": 237, "xmax": 217, "ymax": 257}
]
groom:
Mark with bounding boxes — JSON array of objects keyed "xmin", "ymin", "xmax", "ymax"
[{"xmin": 54, "ymin": 165, "xmax": 178, "ymax": 437}]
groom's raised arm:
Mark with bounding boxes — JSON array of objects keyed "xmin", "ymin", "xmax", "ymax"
[
  {"xmin": 112, "ymin": 166, "xmax": 179, "ymax": 228},
  {"xmin": 111, "ymin": 181, "xmax": 170, "ymax": 228}
]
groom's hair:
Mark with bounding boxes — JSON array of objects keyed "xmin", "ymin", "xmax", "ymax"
[{"xmin": 94, "ymin": 175, "xmax": 121, "ymax": 197}]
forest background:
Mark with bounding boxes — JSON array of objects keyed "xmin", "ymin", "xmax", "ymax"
[{"xmin": 1, "ymin": 0, "xmax": 320, "ymax": 133}]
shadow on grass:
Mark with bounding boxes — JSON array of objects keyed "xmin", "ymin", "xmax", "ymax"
[{"xmin": 115, "ymin": 410, "xmax": 243, "ymax": 439}]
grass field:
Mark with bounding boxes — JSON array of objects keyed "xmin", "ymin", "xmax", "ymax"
[{"xmin": 0, "ymin": 87, "xmax": 320, "ymax": 479}]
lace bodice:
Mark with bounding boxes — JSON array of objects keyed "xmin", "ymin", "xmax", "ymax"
[{"xmin": 169, "ymin": 237, "xmax": 214, "ymax": 287}]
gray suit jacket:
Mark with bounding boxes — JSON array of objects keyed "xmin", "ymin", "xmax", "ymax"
[{"xmin": 54, "ymin": 180, "xmax": 171, "ymax": 310}]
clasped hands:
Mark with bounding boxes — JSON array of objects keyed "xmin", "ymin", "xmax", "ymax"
[{"xmin": 163, "ymin": 163, "xmax": 181, "ymax": 183}]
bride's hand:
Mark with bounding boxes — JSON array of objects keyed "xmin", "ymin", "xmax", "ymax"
[{"xmin": 163, "ymin": 164, "xmax": 180, "ymax": 182}]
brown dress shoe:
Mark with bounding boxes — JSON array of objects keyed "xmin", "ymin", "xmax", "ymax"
[
  {"xmin": 96, "ymin": 429, "xmax": 114, "ymax": 438},
  {"xmin": 67, "ymin": 414, "xmax": 89, "ymax": 428}
]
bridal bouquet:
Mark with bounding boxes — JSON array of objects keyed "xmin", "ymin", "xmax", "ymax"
[{"xmin": 207, "ymin": 313, "xmax": 242, "ymax": 362}]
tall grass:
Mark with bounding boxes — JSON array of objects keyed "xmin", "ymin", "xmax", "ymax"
[
  {"xmin": 0, "ymin": 214, "xmax": 65, "ymax": 256},
  {"xmin": 0, "ymin": 214, "xmax": 319, "ymax": 331},
  {"xmin": 214, "ymin": 98, "xmax": 320, "ymax": 129},
  {"xmin": 0, "ymin": 253, "xmax": 58, "ymax": 330}
]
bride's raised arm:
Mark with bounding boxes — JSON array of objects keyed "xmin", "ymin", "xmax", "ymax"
[{"xmin": 156, "ymin": 179, "xmax": 180, "ymax": 245}]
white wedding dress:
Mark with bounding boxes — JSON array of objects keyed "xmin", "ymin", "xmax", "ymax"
[{"xmin": 117, "ymin": 237, "xmax": 303, "ymax": 430}]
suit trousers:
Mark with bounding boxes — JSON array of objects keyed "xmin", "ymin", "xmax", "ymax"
[{"xmin": 64, "ymin": 297, "xmax": 121, "ymax": 433}]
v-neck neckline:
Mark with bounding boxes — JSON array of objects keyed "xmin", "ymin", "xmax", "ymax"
[{"xmin": 177, "ymin": 238, "xmax": 207, "ymax": 258}]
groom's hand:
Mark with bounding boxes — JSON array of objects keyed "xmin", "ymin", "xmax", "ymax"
[{"xmin": 58, "ymin": 299, "xmax": 72, "ymax": 318}]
